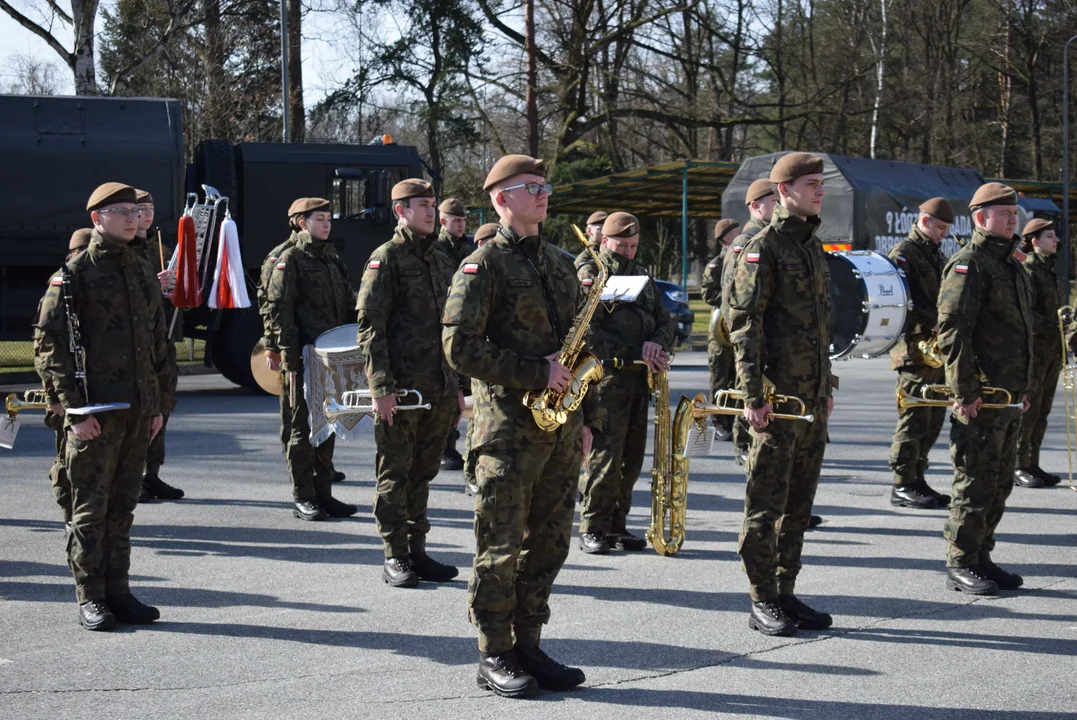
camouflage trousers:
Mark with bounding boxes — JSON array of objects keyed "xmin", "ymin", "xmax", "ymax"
[
  {"xmin": 66, "ymin": 406, "xmax": 151, "ymax": 603},
  {"xmin": 732, "ymin": 415, "xmax": 751, "ymax": 454},
  {"xmin": 889, "ymin": 365, "xmax": 947, "ymax": 487},
  {"xmin": 373, "ymin": 396, "xmax": 457, "ymax": 559},
  {"xmin": 1017, "ymin": 349, "xmax": 1062, "ymax": 468},
  {"xmin": 579, "ymin": 384, "xmax": 650, "ymax": 535},
  {"xmin": 280, "ymin": 370, "xmax": 336, "ymax": 502},
  {"xmin": 469, "ymin": 427, "xmax": 582, "ymax": 654},
  {"xmin": 708, "ymin": 340, "xmax": 735, "ymax": 430},
  {"xmin": 463, "ymin": 416, "xmax": 477, "ymax": 482},
  {"xmin": 739, "ymin": 397, "xmax": 829, "ymax": 602},
  {"xmin": 946, "ymin": 409, "xmax": 1021, "ymax": 568},
  {"xmin": 45, "ymin": 411, "xmax": 71, "ymax": 523},
  {"xmin": 144, "ymin": 410, "xmax": 171, "ymax": 477}
]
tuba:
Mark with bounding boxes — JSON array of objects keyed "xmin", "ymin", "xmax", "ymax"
[{"xmin": 522, "ymin": 225, "xmax": 607, "ymax": 431}]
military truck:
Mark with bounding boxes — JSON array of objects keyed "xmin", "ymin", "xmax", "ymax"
[
  {"xmin": 722, "ymin": 152, "xmax": 1060, "ymax": 257},
  {"xmin": 0, "ymin": 94, "xmax": 425, "ymax": 391}
]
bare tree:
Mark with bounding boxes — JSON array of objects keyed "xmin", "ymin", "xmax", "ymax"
[
  {"xmin": 3, "ymin": 53, "xmax": 63, "ymax": 94},
  {"xmin": 0, "ymin": 0, "xmax": 100, "ymax": 93}
]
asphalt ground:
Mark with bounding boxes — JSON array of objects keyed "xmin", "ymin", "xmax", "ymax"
[{"xmin": 1, "ymin": 352, "xmax": 1075, "ymax": 719}]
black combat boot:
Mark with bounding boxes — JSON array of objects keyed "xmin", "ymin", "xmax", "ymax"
[
  {"xmin": 476, "ymin": 652, "xmax": 539, "ymax": 698},
  {"xmin": 107, "ymin": 593, "xmax": 160, "ymax": 624},
  {"xmin": 138, "ymin": 485, "xmax": 155, "ymax": 504},
  {"xmin": 143, "ymin": 474, "xmax": 185, "ymax": 500},
  {"xmin": 946, "ymin": 566, "xmax": 998, "ymax": 595},
  {"xmin": 578, "ymin": 533, "xmax": 610, "ymax": 555},
  {"xmin": 1014, "ymin": 468, "xmax": 1045, "ymax": 488},
  {"xmin": 293, "ymin": 500, "xmax": 328, "ymax": 521},
  {"xmin": 980, "ymin": 560, "xmax": 1024, "ymax": 590},
  {"xmin": 332, "ymin": 471, "xmax": 346, "ymax": 483},
  {"xmin": 383, "ymin": 557, "xmax": 419, "ymax": 588},
  {"xmin": 441, "ymin": 447, "xmax": 465, "ymax": 471},
  {"xmin": 410, "ymin": 552, "xmax": 459, "ymax": 582},
  {"xmin": 514, "ymin": 644, "xmax": 586, "ymax": 691},
  {"xmin": 890, "ymin": 483, "xmax": 944, "ymax": 509},
  {"xmin": 779, "ymin": 595, "xmax": 833, "ymax": 630},
  {"xmin": 607, "ymin": 531, "xmax": 647, "ymax": 551},
  {"xmin": 748, "ymin": 600, "xmax": 797, "ymax": 636},
  {"xmin": 321, "ymin": 496, "xmax": 358, "ymax": 518},
  {"xmin": 808, "ymin": 515, "xmax": 823, "ymax": 529},
  {"xmin": 1030, "ymin": 465, "xmax": 1062, "ymax": 487},
  {"xmin": 78, "ymin": 599, "xmax": 116, "ymax": 631}
]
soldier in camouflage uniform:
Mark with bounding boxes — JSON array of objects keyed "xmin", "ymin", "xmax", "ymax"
[
  {"xmin": 34, "ymin": 182, "xmax": 172, "ymax": 631},
  {"xmin": 130, "ymin": 189, "xmax": 184, "ymax": 501},
  {"xmin": 573, "ymin": 210, "xmax": 607, "ymax": 270},
  {"xmin": 727, "ymin": 153, "xmax": 837, "ymax": 637},
  {"xmin": 435, "ymin": 197, "xmax": 475, "ymax": 474},
  {"xmin": 461, "ymin": 222, "xmax": 503, "ymax": 497},
  {"xmin": 887, "ymin": 198, "xmax": 954, "ymax": 509},
  {"xmin": 265, "ymin": 198, "xmax": 357, "ymax": 522},
  {"xmin": 577, "ymin": 212, "xmax": 674, "ymax": 555},
  {"xmin": 936, "ymin": 182, "xmax": 1033, "ymax": 595},
  {"xmin": 37, "ymin": 229, "xmax": 93, "ymax": 532},
  {"xmin": 722, "ymin": 179, "xmax": 777, "ymax": 463},
  {"xmin": 701, "ymin": 218, "xmax": 740, "ymax": 439},
  {"xmin": 356, "ymin": 179, "xmax": 461, "ymax": 587},
  {"xmin": 259, "ymin": 200, "xmax": 347, "ymax": 484},
  {"xmin": 443, "ymin": 155, "xmax": 586, "ymax": 698}
]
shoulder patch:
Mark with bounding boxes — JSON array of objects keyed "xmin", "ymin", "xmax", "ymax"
[
  {"xmin": 581, "ymin": 277, "xmax": 594, "ymax": 286},
  {"xmin": 50, "ymin": 276, "xmax": 63, "ymax": 286},
  {"xmin": 462, "ymin": 263, "xmax": 480, "ymax": 274},
  {"xmin": 745, "ymin": 252, "xmax": 760, "ymax": 263},
  {"xmin": 895, "ymin": 255, "xmax": 906, "ymax": 264},
  {"xmin": 954, "ymin": 264, "xmax": 968, "ymax": 275},
  {"xmin": 268, "ymin": 256, "xmax": 277, "ymax": 264},
  {"xmin": 733, "ymin": 245, "xmax": 743, "ymax": 253},
  {"xmin": 368, "ymin": 260, "xmax": 381, "ymax": 270},
  {"xmin": 706, "ymin": 263, "xmax": 716, "ymax": 269}
]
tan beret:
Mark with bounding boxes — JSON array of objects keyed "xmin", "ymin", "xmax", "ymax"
[
  {"xmin": 392, "ymin": 178, "xmax": 434, "ymax": 201},
  {"xmin": 586, "ymin": 211, "xmax": 608, "ymax": 226},
  {"xmin": 1022, "ymin": 218, "xmax": 1054, "ymax": 238},
  {"xmin": 483, "ymin": 154, "xmax": 546, "ymax": 191},
  {"xmin": 714, "ymin": 218, "xmax": 739, "ymax": 241},
  {"xmin": 969, "ymin": 182, "xmax": 1017, "ymax": 211},
  {"xmin": 474, "ymin": 222, "xmax": 501, "ymax": 245},
  {"xmin": 134, "ymin": 189, "xmax": 154, "ymax": 205},
  {"xmin": 770, "ymin": 152, "xmax": 825, "ymax": 184},
  {"xmin": 69, "ymin": 228, "xmax": 93, "ymax": 251},
  {"xmin": 918, "ymin": 197, "xmax": 954, "ymax": 224},
  {"xmin": 602, "ymin": 211, "xmax": 639, "ymax": 238},
  {"xmin": 87, "ymin": 182, "xmax": 137, "ymax": 211},
  {"xmin": 745, "ymin": 178, "xmax": 776, "ymax": 205},
  {"xmin": 439, "ymin": 198, "xmax": 466, "ymax": 216},
  {"xmin": 288, "ymin": 197, "xmax": 330, "ymax": 216}
]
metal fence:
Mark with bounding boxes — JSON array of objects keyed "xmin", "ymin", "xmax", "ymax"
[{"xmin": 0, "ymin": 339, "xmax": 207, "ymax": 374}]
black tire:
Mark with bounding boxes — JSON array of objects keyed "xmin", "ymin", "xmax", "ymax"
[
  {"xmin": 194, "ymin": 140, "xmax": 238, "ymax": 214},
  {"xmin": 210, "ymin": 304, "xmax": 264, "ymax": 392}
]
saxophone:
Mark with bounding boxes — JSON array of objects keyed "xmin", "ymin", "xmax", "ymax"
[
  {"xmin": 645, "ymin": 367, "xmax": 693, "ymax": 555},
  {"xmin": 522, "ymin": 226, "xmax": 607, "ymax": 431}
]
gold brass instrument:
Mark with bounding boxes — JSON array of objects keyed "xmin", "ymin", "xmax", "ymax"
[
  {"xmin": 5, "ymin": 389, "xmax": 50, "ymax": 419},
  {"xmin": 522, "ymin": 225, "xmax": 607, "ymax": 431},
  {"xmin": 895, "ymin": 384, "xmax": 1022, "ymax": 412},
  {"xmin": 917, "ymin": 330, "xmax": 944, "ymax": 369},
  {"xmin": 708, "ymin": 307, "xmax": 731, "ymax": 347},
  {"xmin": 1058, "ymin": 306, "xmax": 1077, "ymax": 491},
  {"xmin": 324, "ymin": 389, "xmax": 432, "ymax": 421},
  {"xmin": 707, "ymin": 389, "xmax": 816, "ymax": 423}
]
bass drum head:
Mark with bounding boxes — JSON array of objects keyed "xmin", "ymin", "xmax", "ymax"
[
  {"xmin": 314, "ymin": 323, "xmax": 361, "ymax": 353},
  {"xmin": 250, "ymin": 338, "xmax": 282, "ymax": 396},
  {"xmin": 826, "ymin": 253, "xmax": 868, "ymax": 359}
]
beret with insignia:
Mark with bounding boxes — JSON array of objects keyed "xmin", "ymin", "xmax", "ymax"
[
  {"xmin": 288, "ymin": 197, "xmax": 331, "ymax": 216},
  {"xmin": 483, "ymin": 154, "xmax": 546, "ymax": 191},
  {"xmin": 586, "ymin": 211, "xmax": 608, "ymax": 226},
  {"xmin": 87, "ymin": 182, "xmax": 137, "ymax": 211},
  {"xmin": 439, "ymin": 198, "xmax": 466, "ymax": 216},
  {"xmin": 134, "ymin": 189, "xmax": 154, "ymax": 205},
  {"xmin": 1022, "ymin": 218, "xmax": 1054, "ymax": 238},
  {"xmin": 713, "ymin": 218, "xmax": 739, "ymax": 241},
  {"xmin": 473, "ymin": 222, "xmax": 501, "ymax": 245},
  {"xmin": 745, "ymin": 178, "xmax": 776, "ymax": 205},
  {"xmin": 602, "ymin": 211, "xmax": 639, "ymax": 238},
  {"xmin": 918, "ymin": 197, "xmax": 954, "ymax": 224},
  {"xmin": 770, "ymin": 152, "xmax": 825, "ymax": 184},
  {"xmin": 969, "ymin": 182, "xmax": 1017, "ymax": 211},
  {"xmin": 69, "ymin": 228, "xmax": 93, "ymax": 251},
  {"xmin": 392, "ymin": 178, "xmax": 434, "ymax": 201}
]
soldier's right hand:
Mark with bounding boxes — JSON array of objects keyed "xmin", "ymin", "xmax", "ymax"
[
  {"xmin": 72, "ymin": 416, "xmax": 101, "ymax": 441},
  {"xmin": 744, "ymin": 404, "xmax": 772, "ymax": 431},
  {"xmin": 265, "ymin": 350, "xmax": 282, "ymax": 372},
  {"xmin": 954, "ymin": 397, "xmax": 982, "ymax": 420},
  {"xmin": 48, "ymin": 403, "xmax": 65, "ymax": 417},
  {"xmin": 373, "ymin": 393, "xmax": 397, "ymax": 426},
  {"xmin": 545, "ymin": 356, "xmax": 572, "ymax": 393}
]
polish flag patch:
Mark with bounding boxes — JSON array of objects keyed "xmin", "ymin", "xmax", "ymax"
[
  {"xmin": 955, "ymin": 264, "xmax": 968, "ymax": 274},
  {"xmin": 895, "ymin": 255, "xmax": 906, "ymax": 264},
  {"xmin": 733, "ymin": 245, "xmax": 743, "ymax": 253},
  {"xmin": 707, "ymin": 263, "xmax": 716, "ymax": 269},
  {"xmin": 50, "ymin": 276, "xmax": 62, "ymax": 286},
  {"xmin": 745, "ymin": 252, "xmax": 760, "ymax": 263},
  {"xmin": 368, "ymin": 260, "xmax": 381, "ymax": 270},
  {"xmin": 276, "ymin": 262, "xmax": 286, "ymax": 270},
  {"xmin": 462, "ymin": 263, "xmax": 480, "ymax": 274},
  {"xmin": 582, "ymin": 278, "xmax": 593, "ymax": 286},
  {"xmin": 268, "ymin": 256, "xmax": 277, "ymax": 263}
]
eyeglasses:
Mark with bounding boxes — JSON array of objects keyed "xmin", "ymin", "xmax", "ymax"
[
  {"xmin": 98, "ymin": 208, "xmax": 143, "ymax": 219},
  {"xmin": 500, "ymin": 182, "xmax": 553, "ymax": 197}
]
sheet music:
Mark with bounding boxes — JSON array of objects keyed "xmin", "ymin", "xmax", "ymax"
[
  {"xmin": 0, "ymin": 415, "xmax": 20, "ymax": 449},
  {"xmin": 600, "ymin": 275, "xmax": 649, "ymax": 303}
]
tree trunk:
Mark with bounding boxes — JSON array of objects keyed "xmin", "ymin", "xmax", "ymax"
[
  {"xmin": 869, "ymin": 0, "xmax": 889, "ymax": 159},
  {"xmin": 71, "ymin": 0, "xmax": 99, "ymax": 94},
  {"xmin": 525, "ymin": 0, "xmax": 538, "ymax": 157},
  {"xmin": 287, "ymin": 0, "xmax": 305, "ymax": 142},
  {"xmin": 204, "ymin": 0, "xmax": 226, "ymax": 139}
]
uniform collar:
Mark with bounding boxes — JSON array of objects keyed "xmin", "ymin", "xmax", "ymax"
[
  {"xmin": 89, "ymin": 229, "xmax": 133, "ymax": 258},
  {"xmin": 1027, "ymin": 249, "xmax": 1057, "ymax": 270},
  {"xmin": 438, "ymin": 226, "xmax": 465, "ymax": 249},
  {"xmin": 497, "ymin": 221, "xmax": 545, "ymax": 258},
  {"xmin": 296, "ymin": 230, "xmax": 330, "ymax": 257},
  {"xmin": 770, "ymin": 204, "xmax": 821, "ymax": 244},
  {"xmin": 970, "ymin": 227, "xmax": 1019, "ymax": 260},
  {"xmin": 909, "ymin": 225, "xmax": 940, "ymax": 250},
  {"xmin": 599, "ymin": 247, "xmax": 635, "ymax": 275},
  {"xmin": 394, "ymin": 224, "xmax": 437, "ymax": 256}
]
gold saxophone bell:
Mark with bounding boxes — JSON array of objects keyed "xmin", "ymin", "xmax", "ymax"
[
  {"xmin": 323, "ymin": 388, "xmax": 432, "ymax": 421},
  {"xmin": 5, "ymin": 389, "xmax": 50, "ymax": 419},
  {"xmin": 917, "ymin": 330, "xmax": 944, "ymax": 369}
]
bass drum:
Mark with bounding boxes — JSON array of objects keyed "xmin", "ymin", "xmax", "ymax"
[
  {"xmin": 304, "ymin": 324, "xmax": 370, "ymax": 446},
  {"xmin": 826, "ymin": 251, "xmax": 909, "ymax": 360}
]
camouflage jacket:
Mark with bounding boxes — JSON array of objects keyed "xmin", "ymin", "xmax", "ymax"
[
  {"xmin": 435, "ymin": 227, "xmax": 476, "ymax": 269},
  {"xmin": 574, "ymin": 245, "xmax": 600, "ymax": 270},
  {"xmin": 887, "ymin": 226, "xmax": 944, "ymax": 369},
  {"xmin": 701, "ymin": 249, "xmax": 724, "ymax": 307},
  {"xmin": 721, "ymin": 218, "xmax": 767, "ymax": 323},
  {"xmin": 442, "ymin": 222, "xmax": 583, "ymax": 446},
  {"xmin": 579, "ymin": 248, "xmax": 675, "ymax": 393},
  {"xmin": 266, "ymin": 233, "xmax": 355, "ymax": 372},
  {"xmin": 356, "ymin": 225, "xmax": 458, "ymax": 399},
  {"xmin": 727, "ymin": 205, "xmax": 835, "ymax": 409},
  {"xmin": 258, "ymin": 233, "xmax": 301, "ymax": 352},
  {"xmin": 33, "ymin": 231, "xmax": 172, "ymax": 421},
  {"xmin": 937, "ymin": 227, "xmax": 1034, "ymax": 404},
  {"xmin": 1022, "ymin": 250, "xmax": 1065, "ymax": 354}
]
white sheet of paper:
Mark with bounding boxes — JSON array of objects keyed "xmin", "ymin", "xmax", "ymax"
[
  {"xmin": 67, "ymin": 403, "xmax": 132, "ymax": 416},
  {"xmin": 0, "ymin": 416, "xmax": 20, "ymax": 449},
  {"xmin": 600, "ymin": 275, "xmax": 649, "ymax": 303}
]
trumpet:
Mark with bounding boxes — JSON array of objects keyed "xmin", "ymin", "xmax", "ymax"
[
  {"xmin": 5, "ymin": 389, "xmax": 50, "ymax": 419},
  {"xmin": 705, "ymin": 389, "xmax": 816, "ymax": 423},
  {"xmin": 324, "ymin": 388, "xmax": 432, "ymax": 421},
  {"xmin": 896, "ymin": 385, "xmax": 1022, "ymax": 412}
]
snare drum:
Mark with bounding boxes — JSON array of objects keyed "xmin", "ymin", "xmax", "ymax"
[
  {"xmin": 826, "ymin": 251, "xmax": 910, "ymax": 360},
  {"xmin": 303, "ymin": 323, "xmax": 371, "ymax": 445}
]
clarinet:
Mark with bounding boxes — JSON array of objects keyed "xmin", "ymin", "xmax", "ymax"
[{"xmin": 60, "ymin": 268, "xmax": 89, "ymax": 402}]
